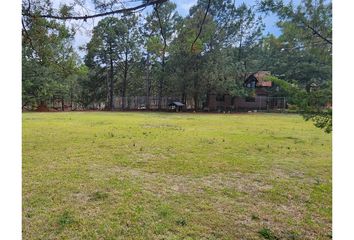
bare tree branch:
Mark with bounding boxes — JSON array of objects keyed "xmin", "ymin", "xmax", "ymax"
[
  {"xmin": 258, "ymin": 0, "xmax": 332, "ymax": 45},
  {"xmin": 153, "ymin": 3, "xmax": 168, "ymax": 110},
  {"xmin": 191, "ymin": 0, "xmax": 211, "ymax": 52},
  {"xmin": 305, "ymin": 22, "xmax": 332, "ymax": 45},
  {"xmin": 22, "ymin": 18, "xmax": 36, "ymax": 52},
  {"xmin": 22, "ymin": 0, "xmax": 167, "ymax": 20},
  {"xmin": 154, "ymin": 4, "xmax": 167, "ymax": 55}
]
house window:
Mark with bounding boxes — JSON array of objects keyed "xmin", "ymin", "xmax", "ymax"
[{"xmin": 245, "ymin": 97, "xmax": 256, "ymax": 102}]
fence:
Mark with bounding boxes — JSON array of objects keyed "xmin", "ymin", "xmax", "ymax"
[
  {"xmin": 23, "ymin": 95, "xmax": 287, "ymax": 112},
  {"xmin": 233, "ymin": 96, "xmax": 287, "ymax": 112},
  {"xmin": 113, "ymin": 96, "xmax": 182, "ymax": 110}
]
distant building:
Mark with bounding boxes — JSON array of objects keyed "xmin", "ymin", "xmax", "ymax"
[
  {"xmin": 243, "ymin": 71, "xmax": 272, "ymax": 89},
  {"xmin": 206, "ymin": 71, "xmax": 286, "ymax": 112}
]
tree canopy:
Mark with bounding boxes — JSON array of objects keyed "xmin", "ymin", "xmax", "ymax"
[{"xmin": 22, "ymin": 0, "xmax": 332, "ymax": 132}]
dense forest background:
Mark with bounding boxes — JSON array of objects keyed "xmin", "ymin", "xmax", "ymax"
[{"xmin": 22, "ymin": 0, "xmax": 332, "ymax": 130}]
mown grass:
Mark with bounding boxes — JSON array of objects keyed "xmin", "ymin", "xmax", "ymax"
[{"xmin": 22, "ymin": 112, "xmax": 331, "ymax": 239}]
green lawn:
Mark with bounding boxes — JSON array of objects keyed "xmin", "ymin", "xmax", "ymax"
[{"xmin": 22, "ymin": 112, "xmax": 331, "ymax": 239}]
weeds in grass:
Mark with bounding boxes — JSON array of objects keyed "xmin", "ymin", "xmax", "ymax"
[
  {"xmin": 176, "ymin": 218, "xmax": 187, "ymax": 226},
  {"xmin": 25, "ymin": 212, "xmax": 32, "ymax": 219},
  {"xmin": 107, "ymin": 132, "xmax": 115, "ymax": 137},
  {"xmin": 89, "ymin": 191, "xmax": 109, "ymax": 201},
  {"xmin": 258, "ymin": 228, "xmax": 279, "ymax": 240},
  {"xmin": 158, "ymin": 204, "xmax": 173, "ymax": 218},
  {"xmin": 58, "ymin": 211, "xmax": 75, "ymax": 229}
]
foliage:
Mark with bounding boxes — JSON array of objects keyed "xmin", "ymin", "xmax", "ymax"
[
  {"xmin": 259, "ymin": 0, "xmax": 332, "ymax": 44},
  {"xmin": 85, "ymin": 15, "xmax": 142, "ymax": 109},
  {"xmin": 254, "ymin": 0, "xmax": 332, "ymax": 133},
  {"xmin": 258, "ymin": 0, "xmax": 332, "ymax": 87},
  {"xmin": 144, "ymin": 2, "xmax": 181, "ymax": 108},
  {"xmin": 164, "ymin": 0, "xmax": 264, "ymax": 105},
  {"xmin": 267, "ymin": 75, "xmax": 332, "ymax": 133},
  {"xmin": 22, "ymin": 0, "xmax": 332, "ymax": 126},
  {"xmin": 22, "ymin": 3, "xmax": 79, "ymax": 109},
  {"xmin": 258, "ymin": 228, "xmax": 279, "ymax": 240}
]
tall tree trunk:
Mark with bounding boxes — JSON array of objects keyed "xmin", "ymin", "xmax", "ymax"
[
  {"xmin": 181, "ymin": 80, "xmax": 186, "ymax": 105},
  {"xmin": 193, "ymin": 93, "xmax": 198, "ymax": 111},
  {"xmin": 106, "ymin": 69, "xmax": 110, "ymax": 110},
  {"xmin": 70, "ymin": 91, "xmax": 73, "ymax": 110},
  {"xmin": 193, "ymin": 56, "xmax": 199, "ymax": 111},
  {"xmin": 155, "ymin": 6, "xmax": 167, "ymax": 111},
  {"xmin": 122, "ymin": 50, "xmax": 129, "ymax": 110},
  {"xmin": 108, "ymin": 41, "xmax": 115, "ymax": 111},
  {"xmin": 193, "ymin": 76, "xmax": 198, "ymax": 111},
  {"xmin": 145, "ymin": 52, "xmax": 151, "ymax": 110},
  {"xmin": 109, "ymin": 56, "xmax": 114, "ymax": 111},
  {"xmin": 158, "ymin": 51, "xmax": 166, "ymax": 110},
  {"xmin": 181, "ymin": 63, "xmax": 187, "ymax": 104},
  {"xmin": 238, "ymin": 20, "xmax": 243, "ymax": 62},
  {"xmin": 61, "ymin": 97, "xmax": 64, "ymax": 111},
  {"xmin": 206, "ymin": 89, "xmax": 210, "ymax": 110},
  {"xmin": 181, "ymin": 92, "xmax": 186, "ymax": 105},
  {"xmin": 37, "ymin": 100, "xmax": 48, "ymax": 112}
]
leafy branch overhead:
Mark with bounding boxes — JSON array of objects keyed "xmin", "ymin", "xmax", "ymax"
[
  {"xmin": 259, "ymin": 0, "xmax": 332, "ymax": 45},
  {"xmin": 266, "ymin": 75, "xmax": 332, "ymax": 133}
]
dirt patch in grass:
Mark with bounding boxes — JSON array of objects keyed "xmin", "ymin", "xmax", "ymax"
[{"xmin": 84, "ymin": 164, "xmax": 331, "ymax": 239}]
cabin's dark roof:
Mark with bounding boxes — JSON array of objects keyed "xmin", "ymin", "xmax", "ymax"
[
  {"xmin": 169, "ymin": 101, "xmax": 184, "ymax": 107},
  {"xmin": 244, "ymin": 71, "xmax": 272, "ymax": 88}
]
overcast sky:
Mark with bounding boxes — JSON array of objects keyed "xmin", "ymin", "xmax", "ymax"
[{"xmin": 51, "ymin": 0, "xmax": 294, "ymax": 57}]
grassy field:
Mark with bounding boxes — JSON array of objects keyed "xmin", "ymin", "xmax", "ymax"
[{"xmin": 22, "ymin": 112, "xmax": 331, "ymax": 239}]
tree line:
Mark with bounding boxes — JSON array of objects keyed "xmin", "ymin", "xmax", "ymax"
[{"xmin": 22, "ymin": 0, "xmax": 332, "ymax": 129}]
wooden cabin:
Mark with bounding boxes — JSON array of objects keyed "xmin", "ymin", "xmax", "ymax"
[{"xmin": 206, "ymin": 71, "xmax": 285, "ymax": 112}]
